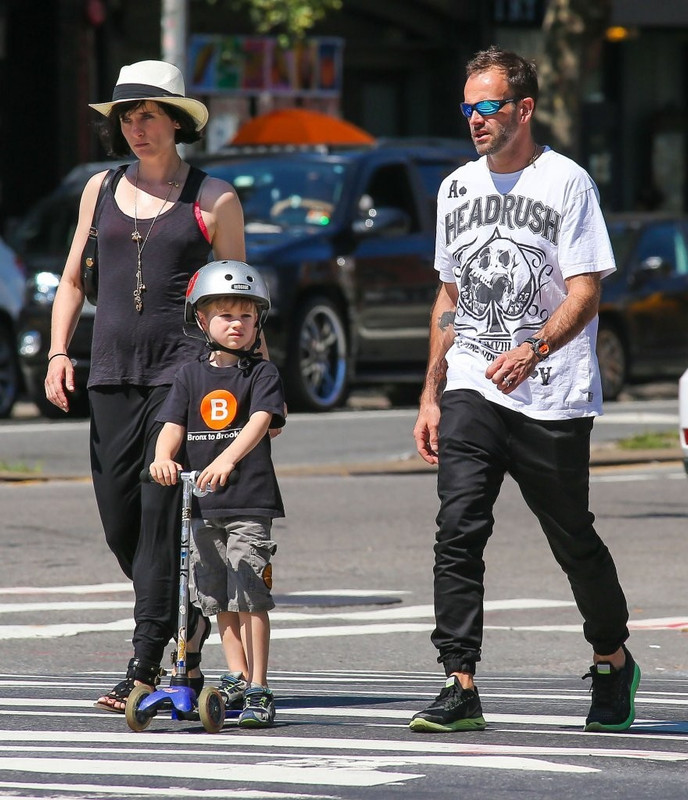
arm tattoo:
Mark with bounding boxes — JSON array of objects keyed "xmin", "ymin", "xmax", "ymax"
[
  {"xmin": 430, "ymin": 359, "xmax": 447, "ymax": 399},
  {"xmin": 438, "ymin": 311, "xmax": 454, "ymax": 331}
]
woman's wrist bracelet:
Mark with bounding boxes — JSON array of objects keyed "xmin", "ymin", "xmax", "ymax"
[{"xmin": 48, "ymin": 353, "xmax": 70, "ymax": 363}]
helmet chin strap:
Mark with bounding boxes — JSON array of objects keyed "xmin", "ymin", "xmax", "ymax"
[
  {"xmin": 204, "ymin": 336, "xmax": 262, "ymax": 359},
  {"xmin": 201, "ymin": 322, "xmax": 264, "ymax": 365}
]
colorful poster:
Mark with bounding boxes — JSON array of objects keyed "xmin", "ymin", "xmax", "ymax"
[
  {"xmin": 189, "ymin": 35, "xmax": 220, "ymax": 91},
  {"xmin": 317, "ymin": 40, "xmax": 341, "ymax": 91},
  {"xmin": 242, "ymin": 38, "xmax": 269, "ymax": 90},
  {"xmin": 270, "ymin": 43, "xmax": 294, "ymax": 90},
  {"xmin": 188, "ymin": 35, "xmax": 343, "ymax": 96},
  {"xmin": 294, "ymin": 40, "xmax": 317, "ymax": 91},
  {"xmin": 216, "ymin": 37, "xmax": 243, "ymax": 90}
]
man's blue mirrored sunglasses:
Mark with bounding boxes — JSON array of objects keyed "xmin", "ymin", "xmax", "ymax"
[{"xmin": 460, "ymin": 98, "xmax": 519, "ymax": 118}]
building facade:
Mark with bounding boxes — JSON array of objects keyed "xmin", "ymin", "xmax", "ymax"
[{"xmin": 0, "ymin": 0, "xmax": 686, "ymax": 228}]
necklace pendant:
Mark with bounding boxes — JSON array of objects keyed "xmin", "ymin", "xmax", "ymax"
[{"xmin": 131, "ymin": 230, "xmax": 142, "ymax": 242}]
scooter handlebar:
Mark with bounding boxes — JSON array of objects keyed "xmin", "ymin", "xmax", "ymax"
[{"xmin": 139, "ymin": 467, "xmax": 239, "ymax": 485}]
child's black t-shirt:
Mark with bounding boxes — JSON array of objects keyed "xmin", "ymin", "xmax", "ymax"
[{"xmin": 157, "ymin": 356, "xmax": 286, "ymax": 519}]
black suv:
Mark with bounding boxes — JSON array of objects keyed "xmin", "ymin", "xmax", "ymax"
[
  {"xmin": 598, "ymin": 212, "xmax": 688, "ymax": 399},
  {"xmin": 15, "ymin": 143, "xmax": 474, "ymax": 414}
]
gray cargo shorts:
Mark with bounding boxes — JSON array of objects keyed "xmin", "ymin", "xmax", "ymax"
[{"xmin": 190, "ymin": 516, "xmax": 277, "ymax": 615}]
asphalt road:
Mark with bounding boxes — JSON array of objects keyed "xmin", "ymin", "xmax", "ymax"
[
  {"xmin": 2, "ymin": 392, "xmax": 687, "ymax": 798},
  {"xmin": 1, "ymin": 461, "xmax": 688, "ymax": 798}
]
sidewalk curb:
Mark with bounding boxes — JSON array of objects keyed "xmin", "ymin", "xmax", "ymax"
[
  {"xmin": 3, "ymin": 448, "xmax": 682, "ymax": 483},
  {"xmin": 589, "ymin": 447, "xmax": 684, "ymax": 468},
  {"xmin": 274, "ymin": 447, "xmax": 685, "ymax": 477}
]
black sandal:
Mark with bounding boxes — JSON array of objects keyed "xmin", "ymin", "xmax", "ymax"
[
  {"xmin": 94, "ymin": 657, "xmax": 165, "ymax": 714},
  {"xmin": 171, "ymin": 615, "xmax": 211, "ymax": 694}
]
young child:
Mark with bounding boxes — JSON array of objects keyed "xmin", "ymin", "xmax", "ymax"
[{"xmin": 149, "ymin": 259, "xmax": 285, "ymax": 728}]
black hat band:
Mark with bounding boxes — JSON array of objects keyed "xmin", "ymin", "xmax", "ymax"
[{"xmin": 112, "ymin": 83, "xmax": 184, "ymax": 102}]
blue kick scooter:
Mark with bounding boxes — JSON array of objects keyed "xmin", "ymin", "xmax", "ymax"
[{"xmin": 125, "ymin": 470, "xmax": 226, "ymax": 733}]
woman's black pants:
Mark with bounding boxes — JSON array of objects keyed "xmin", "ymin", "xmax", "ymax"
[
  {"xmin": 432, "ymin": 389, "xmax": 630, "ymax": 677},
  {"xmin": 89, "ymin": 385, "xmax": 199, "ymax": 667}
]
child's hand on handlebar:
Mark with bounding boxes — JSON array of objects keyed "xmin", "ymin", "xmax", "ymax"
[
  {"xmin": 149, "ymin": 459, "xmax": 183, "ymax": 486},
  {"xmin": 197, "ymin": 454, "xmax": 237, "ymax": 492}
]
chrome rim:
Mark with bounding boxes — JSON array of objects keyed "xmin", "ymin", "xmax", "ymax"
[{"xmin": 298, "ymin": 303, "xmax": 347, "ymax": 407}]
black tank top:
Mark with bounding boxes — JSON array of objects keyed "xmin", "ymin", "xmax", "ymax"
[{"xmin": 88, "ymin": 165, "xmax": 211, "ymax": 388}]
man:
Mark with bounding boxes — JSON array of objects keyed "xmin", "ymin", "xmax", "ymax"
[{"xmin": 409, "ymin": 46, "xmax": 640, "ymax": 734}]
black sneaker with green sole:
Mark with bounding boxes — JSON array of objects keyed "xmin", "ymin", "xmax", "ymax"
[
  {"xmin": 409, "ymin": 676, "xmax": 487, "ymax": 732},
  {"xmin": 583, "ymin": 644, "xmax": 641, "ymax": 732}
]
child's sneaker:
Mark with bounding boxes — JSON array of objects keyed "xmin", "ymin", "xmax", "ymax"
[
  {"xmin": 583, "ymin": 645, "xmax": 641, "ymax": 732},
  {"xmin": 238, "ymin": 686, "xmax": 276, "ymax": 728},
  {"xmin": 409, "ymin": 676, "xmax": 486, "ymax": 732},
  {"xmin": 218, "ymin": 672, "xmax": 248, "ymax": 711}
]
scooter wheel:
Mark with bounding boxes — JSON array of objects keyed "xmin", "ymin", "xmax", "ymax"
[
  {"xmin": 125, "ymin": 684, "xmax": 154, "ymax": 732},
  {"xmin": 198, "ymin": 686, "xmax": 225, "ymax": 733}
]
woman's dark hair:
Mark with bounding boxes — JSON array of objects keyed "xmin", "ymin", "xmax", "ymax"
[
  {"xmin": 96, "ymin": 99, "xmax": 202, "ymax": 157},
  {"xmin": 466, "ymin": 46, "xmax": 539, "ymax": 106}
]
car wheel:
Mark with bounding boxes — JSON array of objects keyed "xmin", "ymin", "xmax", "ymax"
[
  {"xmin": 596, "ymin": 322, "xmax": 626, "ymax": 401},
  {"xmin": 285, "ymin": 296, "xmax": 349, "ymax": 412},
  {"xmin": 0, "ymin": 321, "xmax": 19, "ymax": 418}
]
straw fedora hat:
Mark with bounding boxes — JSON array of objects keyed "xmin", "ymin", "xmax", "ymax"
[{"xmin": 89, "ymin": 60, "xmax": 208, "ymax": 131}]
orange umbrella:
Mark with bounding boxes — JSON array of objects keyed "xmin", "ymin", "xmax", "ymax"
[{"xmin": 231, "ymin": 108, "xmax": 375, "ymax": 146}]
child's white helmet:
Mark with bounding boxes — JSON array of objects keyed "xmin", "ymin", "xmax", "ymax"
[{"xmin": 185, "ymin": 260, "xmax": 270, "ymax": 328}]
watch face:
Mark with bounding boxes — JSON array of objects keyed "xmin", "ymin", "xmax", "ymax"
[{"xmin": 526, "ymin": 337, "xmax": 549, "ymax": 359}]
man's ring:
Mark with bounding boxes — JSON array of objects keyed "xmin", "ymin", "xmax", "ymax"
[{"xmin": 504, "ymin": 378, "xmax": 512, "ymax": 388}]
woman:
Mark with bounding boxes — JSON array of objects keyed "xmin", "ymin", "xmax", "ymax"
[{"xmin": 44, "ymin": 60, "xmax": 246, "ymax": 712}]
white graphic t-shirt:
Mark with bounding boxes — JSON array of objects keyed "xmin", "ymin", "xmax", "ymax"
[{"xmin": 435, "ymin": 147, "xmax": 615, "ymax": 420}]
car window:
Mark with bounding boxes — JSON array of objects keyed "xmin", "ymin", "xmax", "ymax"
[
  {"xmin": 204, "ymin": 159, "xmax": 348, "ymax": 232},
  {"xmin": 415, "ymin": 161, "xmax": 458, "ymax": 198},
  {"xmin": 607, "ymin": 224, "xmax": 636, "ymax": 272},
  {"xmin": 633, "ymin": 222, "xmax": 682, "ymax": 274},
  {"xmin": 415, "ymin": 160, "xmax": 458, "ymax": 219},
  {"xmin": 676, "ymin": 230, "xmax": 688, "ymax": 275},
  {"xmin": 363, "ymin": 164, "xmax": 420, "ymax": 231}
]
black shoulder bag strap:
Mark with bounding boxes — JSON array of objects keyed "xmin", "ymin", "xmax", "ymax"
[{"xmin": 81, "ymin": 164, "xmax": 127, "ymax": 305}]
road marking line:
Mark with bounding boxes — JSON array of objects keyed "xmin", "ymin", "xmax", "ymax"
[
  {"xmin": 0, "ymin": 619, "xmax": 134, "ymax": 640},
  {"xmin": 628, "ymin": 618, "xmax": 688, "ymax": 630},
  {"xmin": 0, "ymin": 611, "xmax": 684, "ymax": 640},
  {"xmin": 0, "ymin": 757, "xmax": 421, "ymax": 787},
  {"xmin": 0, "ymin": 597, "xmax": 575, "ymax": 619},
  {"xmin": 596, "ymin": 413, "xmax": 678, "ymax": 424},
  {"xmin": 0, "ymin": 731, "xmax": 683, "ymax": 763},
  {"xmin": 0, "ymin": 583, "xmax": 132, "ymax": 596},
  {"xmin": 287, "ymin": 589, "xmax": 410, "ymax": 597},
  {"xmin": 0, "ymin": 784, "xmax": 326, "ymax": 800},
  {"xmin": 0, "ymin": 600, "xmax": 132, "ymax": 613}
]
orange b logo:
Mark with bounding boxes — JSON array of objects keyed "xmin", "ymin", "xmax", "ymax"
[{"xmin": 200, "ymin": 390, "xmax": 238, "ymax": 430}]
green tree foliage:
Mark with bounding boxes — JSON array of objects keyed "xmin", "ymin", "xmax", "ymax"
[
  {"xmin": 536, "ymin": 0, "xmax": 612, "ymax": 158},
  {"xmin": 205, "ymin": 0, "xmax": 343, "ymax": 44}
]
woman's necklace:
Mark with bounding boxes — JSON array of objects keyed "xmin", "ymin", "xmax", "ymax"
[{"xmin": 131, "ymin": 159, "xmax": 182, "ymax": 312}]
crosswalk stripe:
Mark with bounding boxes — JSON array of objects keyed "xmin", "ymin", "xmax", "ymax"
[
  {"xmin": 0, "ymin": 757, "xmax": 422, "ymax": 788},
  {"xmin": 0, "ymin": 671, "xmax": 687, "ymax": 796},
  {"xmin": 0, "ymin": 728, "xmax": 686, "ymax": 761},
  {"xmin": 0, "ymin": 785, "xmax": 328, "ymax": 800}
]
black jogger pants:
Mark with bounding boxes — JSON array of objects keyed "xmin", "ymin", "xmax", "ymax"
[
  {"xmin": 432, "ymin": 389, "xmax": 630, "ymax": 676},
  {"xmin": 89, "ymin": 385, "xmax": 199, "ymax": 666}
]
